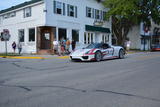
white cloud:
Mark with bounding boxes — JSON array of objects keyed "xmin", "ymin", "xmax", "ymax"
[{"xmin": 0, "ymin": 0, "xmax": 31, "ymax": 10}]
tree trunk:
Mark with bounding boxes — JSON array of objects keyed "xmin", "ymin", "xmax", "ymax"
[{"xmin": 112, "ymin": 16, "xmax": 131, "ymax": 47}]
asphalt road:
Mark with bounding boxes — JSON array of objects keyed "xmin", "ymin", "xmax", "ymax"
[{"xmin": 0, "ymin": 52, "xmax": 160, "ymax": 107}]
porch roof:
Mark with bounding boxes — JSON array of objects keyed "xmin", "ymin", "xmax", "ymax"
[{"xmin": 85, "ymin": 25, "xmax": 111, "ymax": 33}]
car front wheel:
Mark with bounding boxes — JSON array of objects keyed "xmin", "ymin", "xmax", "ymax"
[
  {"xmin": 95, "ymin": 51, "xmax": 102, "ymax": 62},
  {"xmin": 119, "ymin": 49, "xmax": 125, "ymax": 59}
]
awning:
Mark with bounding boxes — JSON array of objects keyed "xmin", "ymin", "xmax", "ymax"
[{"xmin": 85, "ymin": 25, "xmax": 110, "ymax": 33}]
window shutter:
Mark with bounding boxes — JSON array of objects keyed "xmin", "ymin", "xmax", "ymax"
[
  {"xmin": 92, "ymin": 8, "xmax": 95, "ymax": 18},
  {"xmin": 63, "ymin": 3, "xmax": 65, "ymax": 15},
  {"xmin": 53, "ymin": 0, "xmax": 56, "ymax": 13},
  {"xmin": 67, "ymin": 4, "xmax": 69, "ymax": 16},
  {"xmin": 100, "ymin": 10, "xmax": 103, "ymax": 20},
  {"xmin": 23, "ymin": 9, "xmax": 25, "ymax": 18},
  {"xmin": 86, "ymin": 7, "xmax": 88, "ymax": 17},
  {"xmin": 30, "ymin": 7, "xmax": 32, "ymax": 17},
  {"xmin": 75, "ymin": 6, "xmax": 77, "ymax": 18},
  {"xmin": 95, "ymin": 9, "xmax": 97, "ymax": 19}
]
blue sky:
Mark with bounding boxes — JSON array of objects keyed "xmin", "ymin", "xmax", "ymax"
[{"xmin": 0, "ymin": 0, "xmax": 30, "ymax": 10}]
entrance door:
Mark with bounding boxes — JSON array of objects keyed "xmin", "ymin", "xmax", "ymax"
[{"xmin": 41, "ymin": 29, "xmax": 51, "ymax": 49}]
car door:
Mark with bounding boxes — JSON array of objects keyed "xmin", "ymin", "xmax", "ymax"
[{"xmin": 101, "ymin": 43, "xmax": 114, "ymax": 59}]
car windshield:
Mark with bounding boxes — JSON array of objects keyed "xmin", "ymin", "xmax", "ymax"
[{"xmin": 85, "ymin": 43, "xmax": 102, "ymax": 49}]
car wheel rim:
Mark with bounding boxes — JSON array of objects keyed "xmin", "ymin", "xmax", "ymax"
[
  {"xmin": 96, "ymin": 52, "xmax": 101, "ymax": 61},
  {"xmin": 120, "ymin": 50, "xmax": 124, "ymax": 58}
]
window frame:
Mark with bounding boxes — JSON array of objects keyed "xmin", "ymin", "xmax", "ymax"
[
  {"xmin": 95, "ymin": 9, "xmax": 100, "ymax": 19},
  {"xmin": 72, "ymin": 29, "xmax": 79, "ymax": 42},
  {"xmin": 86, "ymin": 7, "xmax": 92, "ymax": 18},
  {"xmin": 18, "ymin": 29, "xmax": 25, "ymax": 42},
  {"xmin": 102, "ymin": 34, "xmax": 109, "ymax": 43},
  {"xmin": 24, "ymin": 7, "xmax": 31, "ymax": 18},
  {"xmin": 84, "ymin": 32, "xmax": 94, "ymax": 44},
  {"xmin": 28, "ymin": 28, "xmax": 35, "ymax": 42},
  {"xmin": 53, "ymin": 1, "xmax": 65, "ymax": 15},
  {"xmin": 67, "ymin": 4, "xmax": 77, "ymax": 18}
]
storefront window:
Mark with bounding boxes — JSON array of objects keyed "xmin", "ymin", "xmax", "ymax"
[
  {"xmin": 72, "ymin": 30, "xmax": 79, "ymax": 42},
  {"xmin": 84, "ymin": 32, "xmax": 94, "ymax": 44},
  {"xmin": 18, "ymin": 29, "xmax": 24, "ymax": 42},
  {"xmin": 29, "ymin": 28, "xmax": 35, "ymax": 42},
  {"xmin": 102, "ymin": 34, "xmax": 109, "ymax": 43},
  {"xmin": 84, "ymin": 33, "xmax": 87, "ymax": 44}
]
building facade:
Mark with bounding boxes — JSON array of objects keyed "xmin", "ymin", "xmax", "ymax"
[
  {"xmin": 0, "ymin": 0, "xmax": 111, "ymax": 54},
  {"xmin": 127, "ymin": 21, "xmax": 160, "ymax": 51}
]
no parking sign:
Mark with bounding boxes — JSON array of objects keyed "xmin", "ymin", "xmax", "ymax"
[
  {"xmin": 0, "ymin": 29, "xmax": 11, "ymax": 55},
  {"xmin": 2, "ymin": 29, "xmax": 10, "ymax": 41}
]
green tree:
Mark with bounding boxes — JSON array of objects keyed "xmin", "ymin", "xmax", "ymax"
[{"xmin": 102, "ymin": 0, "xmax": 160, "ymax": 46}]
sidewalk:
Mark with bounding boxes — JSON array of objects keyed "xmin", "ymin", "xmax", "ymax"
[
  {"xmin": 0, "ymin": 50, "xmax": 143, "ymax": 59},
  {"xmin": 0, "ymin": 54, "xmax": 70, "ymax": 59}
]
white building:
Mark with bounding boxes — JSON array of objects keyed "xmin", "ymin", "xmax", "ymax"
[
  {"xmin": 127, "ymin": 21, "xmax": 160, "ymax": 51},
  {"xmin": 0, "ymin": 0, "xmax": 111, "ymax": 54}
]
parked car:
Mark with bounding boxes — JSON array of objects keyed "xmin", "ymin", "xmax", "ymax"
[
  {"xmin": 70, "ymin": 43, "xmax": 125, "ymax": 62},
  {"xmin": 151, "ymin": 44, "xmax": 160, "ymax": 51}
]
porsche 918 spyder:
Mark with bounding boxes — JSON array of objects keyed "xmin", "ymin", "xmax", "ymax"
[{"xmin": 70, "ymin": 43, "xmax": 125, "ymax": 62}]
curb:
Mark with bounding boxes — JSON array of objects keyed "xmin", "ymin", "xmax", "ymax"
[
  {"xmin": 0, "ymin": 56, "xmax": 45, "ymax": 59},
  {"xmin": 0, "ymin": 56, "xmax": 70, "ymax": 59},
  {"xmin": 57, "ymin": 56, "xmax": 70, "ymax": 59},
  {"xmin": 127, "ymin": 52, "xmax": 136, "ymax": 54}
]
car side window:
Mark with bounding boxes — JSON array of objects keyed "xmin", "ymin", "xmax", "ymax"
[{"xmin": 102, "ymin": 44, "xmax": 110, "ymax": 49}]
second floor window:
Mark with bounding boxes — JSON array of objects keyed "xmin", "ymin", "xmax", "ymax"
[
  {"xmin": 95, "ymin": 9, "xmax": 100, "ymax": 19},
  {"xmin": 53, "ymin": 1, "xmax": 65, "ymax": 15},
  {"xmin": 86, "ymin": 6, "xmax": 106, "ymax": 20},
  {"xmin": 24, "ymin": 7, "xmax": 31, "ymax": 18},
  {"xmin": 86, "ymin": 7, "xmax": 92, "ymax": 18},
  {"xmin": 67, "ymin": 4, "xmax": 77, "ymax": 18}
]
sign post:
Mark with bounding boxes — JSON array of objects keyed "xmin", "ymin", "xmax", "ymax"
[{"xmin": 2, "ymin": 29, "xmax": 10, "ymax": 55}]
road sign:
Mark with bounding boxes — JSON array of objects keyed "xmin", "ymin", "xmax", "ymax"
[{"xmin": 2, "ymin": 29, "xmax": 10, "ymax": 41}]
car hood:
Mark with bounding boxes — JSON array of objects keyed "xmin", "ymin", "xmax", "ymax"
[{"xmin": 71, "ymin": 49, "xmax": 92, "ymax": 56}]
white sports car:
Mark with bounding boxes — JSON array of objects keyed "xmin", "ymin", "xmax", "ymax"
[{"xmin": 70, "ymin": 43, "xmax": 125, "ymax": 62}]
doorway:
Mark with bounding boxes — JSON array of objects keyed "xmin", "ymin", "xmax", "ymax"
[
  {"xmin": 58, "ymin": 28, "xmax": 67, "ymax": 40},
  {"xmin": 37, "ymin": 26, "xmax": 55, "ymax": 54},
  {"xmin": 41, "ymin": 29, "xmax": 51, "ymax": 49}
]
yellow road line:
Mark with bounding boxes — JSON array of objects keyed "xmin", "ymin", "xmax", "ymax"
[
  {"xmin": 57, "ymin": 56, "xmax": 70, "ymax": 59},
  {"xmin": 0, "ymin": 56, "xmax": 70, "ymax": 59},
  {"xmin": 0, "ymin": 56, "xmax": 45, "ymax": 59}
]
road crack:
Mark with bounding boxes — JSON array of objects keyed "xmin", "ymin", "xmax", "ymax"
[
  {"xmin": 1, "ymin": 83, "xmax": 159, "ymax": 102},
  {"xmin": 94, "ymin": 89, "xmax": 160, "ymax": 102}
]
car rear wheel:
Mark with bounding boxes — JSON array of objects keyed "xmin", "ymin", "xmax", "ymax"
[
  {"xmin": 95, "ymin": 51, "xmax": 102, "ymax": 62},
  {"xmin": 119, "ymin": 49, "xmax": 125, "ymax": 59}
]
